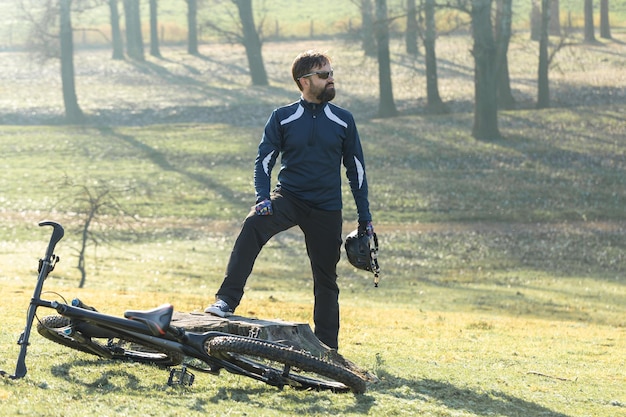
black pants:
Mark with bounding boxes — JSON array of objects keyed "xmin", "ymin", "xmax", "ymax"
[{"xmin": 216, "ymin": 189, "xmax": 343, "ymax": 349}]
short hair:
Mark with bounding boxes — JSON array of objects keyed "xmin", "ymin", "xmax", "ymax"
[{"xmin": 291, "ymin": 50, "xmax": 331, "ymax": 91}]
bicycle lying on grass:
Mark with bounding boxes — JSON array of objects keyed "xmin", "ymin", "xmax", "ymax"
[{"xmin": 0, "ymin": 221, "xmax": 366, "ymax": 394}]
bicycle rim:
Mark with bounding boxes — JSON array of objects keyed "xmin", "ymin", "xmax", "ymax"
[
  {"xmin": 36, "ymin": 315, "xmax": 183, "ymax": 366},
  {"xmin": 207, "ymin": 336, "xmax": 366, "ymax": 394}
]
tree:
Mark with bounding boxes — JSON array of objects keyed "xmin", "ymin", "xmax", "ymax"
[
  {"xmin": 584, "ymin": 0, "xmax": 596, "ymax": 42},
  {"xmin": 495, "ymin": 0, "xmax": 515, "ymax": 109},
  {"xmin": 423, "ymin": 0, "xmax": 446, "ymax": 113},
  {"xmin": 233, "ymin": 0, "xmax": 268, "ymax": 86},
  {"xmin": 537, "ymin": 0, "xmax": 551, "ymax": 108},
  {"xmin": 359, "ymin": 0, "xmax": 377, "ymax": 56},
  {"xmin": 108, "ymin": 0, "xmax": 124, "ymax": 59},
  {"xmin": 20, "ymin": 0, "xmax": 84, "ymax": 123},
  {"xmin": 60, "ymin": 0, "xmax": 84, "ymax": 123},
  {"xmin": 186, "ymin": 0, "xmax": 199, "ymax": 54},
  {"xmin": 124, "ymin": 0, "xmax": 145, "ymax": 60},
  {"xmin": 374, "ymin": 0, "xmax": 398, "ymax": 117},
  {"xmin": 600, "ymin": 0, "xmax": 611, "ymax": 39},
  {"xmin": 549, "ymin": 0, "xmax": 561, "ymax": 36},
  {"xmin": 530, "ymin": 0, "xmax": 541, "ymax": 41},
  {"xmin": 149, "ymin": 0, "xmax": 161, "ymax": 57},
  {"xmin": 405, "ymin": 0, "xmax": 419, "ymax": 55},
  {"xmin": 59, "ymin": 178, "xmax": 136, "ymax": 288},
  {"xmin": 470, "ymin": 0, "xmax": 500, "ymax": 139}
]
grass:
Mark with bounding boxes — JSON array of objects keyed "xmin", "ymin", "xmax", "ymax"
[{"xmin": 0, "ymin": 31, "xmax": 625, "ymax": 417}]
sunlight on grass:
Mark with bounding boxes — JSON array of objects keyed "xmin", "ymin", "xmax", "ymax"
[{"xmin": 1, "ymin": 23, "xmax": 625, "ymax": 416}]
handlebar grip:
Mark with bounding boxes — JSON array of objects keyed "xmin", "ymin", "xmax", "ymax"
[{"xmin": 38, "ymin": 221, "xmax": 64, "ymax": 259}]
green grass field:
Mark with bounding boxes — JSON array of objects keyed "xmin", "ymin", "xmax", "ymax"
[{"xmin": 0, "ymin": 24, "xmax": 625, "ymax": 417}]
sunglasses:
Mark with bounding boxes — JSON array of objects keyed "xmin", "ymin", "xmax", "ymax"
[{"xmin": 297, "ymin": 70, "xmax": 333, "ymax": 80}]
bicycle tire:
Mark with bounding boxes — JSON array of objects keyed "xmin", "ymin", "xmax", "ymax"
[
  {"xmin": 36, "ymin": 315, "xmax": 183, "ymax": 366},
  {"xmin": 207, "ymin": 336, "xmax": 367, "ymax": 394}
]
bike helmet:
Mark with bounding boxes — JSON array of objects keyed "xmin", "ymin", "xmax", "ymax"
[{"xmin": 344, "ymin": 229, "xmax": 381, "ymax": 286}]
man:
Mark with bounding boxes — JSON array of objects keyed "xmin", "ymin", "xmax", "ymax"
[{"xmin": 205, "ymin": 50, "xmax": 373, "ymax": 350}]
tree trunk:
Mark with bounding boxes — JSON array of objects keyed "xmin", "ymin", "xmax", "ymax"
[
  {"xmin": 149, "ymin": 0, "xmax": 161, "ymax": 57},
  {"xmin": 549, "ymin": 0, "xmax": 561, "ymax": 36},
  {"xmin": 424, "ymin": 0, "xmax": 446, "ymax": 113},
  {"xmin": 109, "ymin": 0, "xmax": 124, "ymax": 59},
  {"xmin": 530, "ymin": 0, "xmax": 541, "ymax": 41},
  {"xmin": 471, "ymin": 0, "xmax": 500, "ymax": 140},
  {"xmin": 124, "ymin": 0, "xmax": 145, "ymax": 61},
  {"xmin": 77, "ymin": 210, "xmax": 94, "ymax": 288},
  {"xmin": 584, "ymin": 0, "xmax": 596, "ymax": 42},
  {"xmin": 361, "ymin": 0, "xmax": 377, "ymax": 57},
  {"xmin": 600, "ymin": 0, "xmax": 611, "ymax": 39},
  {"xmin": 405, "ymin": 0, "xmax": 419, "ymax": 55},
  {"xmin": 186, "ymin": 0, "xmax": 198, "ymax": 54},
  {"xmin": 233, "ymin": 0, "xmax": 268, "ymax": 86},
  {"xmin": 374, "ymin": 0, "xmax": 398, "ymax": 118},
  {"xmin": 495, "ymin": 0, "xmax": 515, "ymax": 109},
  {"xmin": 537, "ymin": 0, "xmax": 551, "ymax": 109},
  {"xmin": 60, "ymin": 0, "xmax": 84, "ymax": 123}
]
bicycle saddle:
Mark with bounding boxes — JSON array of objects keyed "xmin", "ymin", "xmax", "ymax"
[{"xmin": 124, "ymin": 304, "xmax": 174, "ymax": 336}]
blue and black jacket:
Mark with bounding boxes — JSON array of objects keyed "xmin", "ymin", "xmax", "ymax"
[{"xmin": 254, "ymin": 98, "xmax": 371, "ymax": 222}]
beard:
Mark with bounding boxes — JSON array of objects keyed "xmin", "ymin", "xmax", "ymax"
[{"xmin": 315, "ymin": 84, "xmax": 335, "ymax": 102}]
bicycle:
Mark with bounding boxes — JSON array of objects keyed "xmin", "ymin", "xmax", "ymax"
[{"xmin": 0, "ymin": 221, "xmax": 367, "ymax": 394}]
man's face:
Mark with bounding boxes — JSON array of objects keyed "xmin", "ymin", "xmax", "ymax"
[{"xmin": 306, "ymin": 63, "xmax": 335, "ymax": 103}]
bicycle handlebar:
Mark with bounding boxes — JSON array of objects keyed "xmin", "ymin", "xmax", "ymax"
[{"xmin": 38, "ymin": 221, "xmax": 64, "ymax": 261}]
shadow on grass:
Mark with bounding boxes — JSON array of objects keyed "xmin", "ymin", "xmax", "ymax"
[
  {"xmin": 51, "ymin": 359, "xmax": 149, "ymax": 391},
  {"xmin": 369, "ymin": 370, "xmax": 573, "ymax": 417},
  {"xmin": 49, "ymin": 358, "xmax": 574, "ymax": 416},
  {"xmin": 95, "ymin": 126, "xmax": 245, "ymax": 210},
  {"xmin": 49, "ymin": 358, "xmax": 376, "ymax": 415}
]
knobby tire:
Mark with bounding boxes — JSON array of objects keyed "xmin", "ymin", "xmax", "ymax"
[
  {"xmin": 36, "ymin": 315, "xmax": 183, "ymax": 366},
  {"xmin": 207, "ymin": 336, "xmax": 367, "ymax": 394}
]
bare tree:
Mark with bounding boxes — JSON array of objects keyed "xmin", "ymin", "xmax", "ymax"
[
  {"xmin": 375, "ymin": 0, "xmax": 398, "ymax": 117},
  {"xmin": 205, "ymin": 0, "xmax": 267, "ymax": 85},
  {"xmin": 530, "ymin": 0, "xmax": 541, "ymax": 41},
  {"xmin": 470, "ymin": 0, "xmax": 500, "ymax": 139},
  {"xmin": 57, "ymin": 178, "xmax": 136, "ymax": 288},
  {"xmin": 359, "ymin": 0, "xmax": 377, "ymax": 56},
  {"xmin": 537, "ymin": 0, "xmax": 551, "ymax": 108},
  {"xmin": 20, "ymin": 0, "xmax": 92, "ymax": 122},
  {"xmin": 60, "ymin": 0, "xmax": 84, "ymax": 123},
  {"xmin": 495, "ymin": 0, "xmax": 515, "ymax": 109},
  {"xmin": 233, "ymin": 0, "xmax": 268, "ymax": 86},
  {"xmin": 600, "ymin": 0, "xmax": 611, "ymax": 39},
  {"xmin": 549, "ymin": 0, "xmax": 561, "ymax": 36},
  {"xmin": 186, "ymin": 0, "xmax": 199, "ymax": 54},
  {"xmin": 533, "ymin": 0, "xmax": 561, "ymax": 39},
  {"xmin": 584, "ymin": 0, "xmax": 596, "ymax": 42},
  {"xmin": 405, "ymin": 0, "xmax": 420, "ymax": 55},
  {"xmin": 423, "ymin": 0, "xmax": 447, "ymax": 113},
  {"xmin": 149, "ymin": 0, "xmax": 161, "ymax": 57},
  {"xmin": 109, "ymin": 0, "xmax": 124, "ymax": 59},
  {"xmin": 124, "ymin": 0, "xmax": 145, "ymax": 60}
]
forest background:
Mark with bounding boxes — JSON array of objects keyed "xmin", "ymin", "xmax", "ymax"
[{"xmin": 0, "ymin": 1, "xmax": 625, "ymax": 416}]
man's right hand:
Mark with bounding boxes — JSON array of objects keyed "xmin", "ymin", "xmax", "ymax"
[{"xmin": 253, "ymin": 199, "xmax": 273, "ymax": 216}]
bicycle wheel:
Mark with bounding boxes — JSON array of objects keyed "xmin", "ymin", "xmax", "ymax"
[
  {"xmin": 36, "ymin": 315, "xmax": 183, "ymax": 366},
  {"xmin": 207, "ymin": 336, "xmax": 367, "ymax": 394}
]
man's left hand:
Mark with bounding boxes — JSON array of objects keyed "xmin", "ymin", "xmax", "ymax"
[{"xmin": 358, "ymin": 220, "xmax": 374, "ymax": 236}]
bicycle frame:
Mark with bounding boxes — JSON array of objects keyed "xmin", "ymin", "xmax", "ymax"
[{"xmin": 0, "ymin": 221, "xmax": 278, "ymax": 386}]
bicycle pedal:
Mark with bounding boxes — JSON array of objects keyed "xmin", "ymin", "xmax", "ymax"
[{"xmin": 167, "ymin": 366, "xmax": 195, "ymax": 387}]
